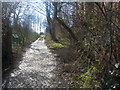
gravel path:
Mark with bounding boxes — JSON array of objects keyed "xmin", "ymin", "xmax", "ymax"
[{"xmin": 2, "ymin": 38, "xmax": 61, "ymax": 88}]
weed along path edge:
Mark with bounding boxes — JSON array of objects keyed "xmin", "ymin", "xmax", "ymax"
[{"xmin": 3, "ymin": 38, "xmax": 62, "ymax": 88}]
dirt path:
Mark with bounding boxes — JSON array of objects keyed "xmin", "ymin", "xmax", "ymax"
[{"xmin": 2, "ymin": 38, "xmax": 62, "ymax": 88}]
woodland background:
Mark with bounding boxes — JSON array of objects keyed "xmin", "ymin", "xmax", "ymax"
[{"xmin": 2, "ymin": 2, "xmax": 120, "ymax": 89}]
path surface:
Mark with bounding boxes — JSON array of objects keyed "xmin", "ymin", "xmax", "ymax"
[{"xmin": 3, "ymin": 38, "xmax": 61, "ymax": 88}]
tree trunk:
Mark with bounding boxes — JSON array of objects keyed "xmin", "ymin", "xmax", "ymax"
[
  {"xmin": 2, "ymin": 18, "xmax": 12, "ymax": 70},
  {"xmin": 46, "ymin": 2, "xmax": 58, "ymax": 42}
]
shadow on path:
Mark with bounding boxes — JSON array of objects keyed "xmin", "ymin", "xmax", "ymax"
[{"xmin": 2, "ymin": 38, "xmax": 61, "ymax": 88}]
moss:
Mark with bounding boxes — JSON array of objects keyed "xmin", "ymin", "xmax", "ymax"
[
  {"xmin": 49, "ymin": 43, "xmax": 66, "ymax": 49},
  {"xmin": 46, "ymin": 40, "xmax": 69, "ymax": 49}
]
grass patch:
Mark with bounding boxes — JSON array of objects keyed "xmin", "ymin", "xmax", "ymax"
[{"xmin": 47, "ymin": 40, "xmax": 69, "ymax": 49}]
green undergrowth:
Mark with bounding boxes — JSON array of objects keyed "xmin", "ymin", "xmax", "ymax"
[
  {"xmin": 77, "ymin": 65, "xmax": 100, "ymax": 88},
  {"xmin": 62, "ymin": 64, "xmax": 100, "ymax": 88},
  {"xmin": 46, "ymin": 40, "xmax": 69, "ymax": 49}
]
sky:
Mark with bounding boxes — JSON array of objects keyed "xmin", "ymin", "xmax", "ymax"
[
  {"xmin": 18, "ymin": 2, "xmax": 47, "ymax": 34},
  {"xmin": 28, "ymin": 2, "xmax": 46, "ymax": 33}
]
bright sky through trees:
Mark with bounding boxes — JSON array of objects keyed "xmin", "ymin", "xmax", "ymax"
[{"xmin": 13, "ymin": 2, "xmax": 46, "ymax": 34}]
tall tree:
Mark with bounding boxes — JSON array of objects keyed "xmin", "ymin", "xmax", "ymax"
[{"xmin": 2, "ymin": 2, "xmax": 18, "ymax": 70}]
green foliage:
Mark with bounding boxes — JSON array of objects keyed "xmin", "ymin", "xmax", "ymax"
[
  {"xmin": 77, "ymin": 65, "xmax": 100, "ymax": 88},
  {"xmin": 45, "ymin": 33, "xmax": 70, "ymax": 49},
  {"xmin": 47, "ymin": 40, "xmax": 67, "ymax": 49},
  {"xmin": 49, "ymin": 43, "xmax": 65, "ymax": 48},
  {"xmin": 83, "ymin": 39, "xmax": 90, "ymax": 47}
]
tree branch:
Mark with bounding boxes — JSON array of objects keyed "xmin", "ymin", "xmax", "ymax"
[{"xmin": 56, "ymin": 17, "xmax": 78, "ymax": 42}]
